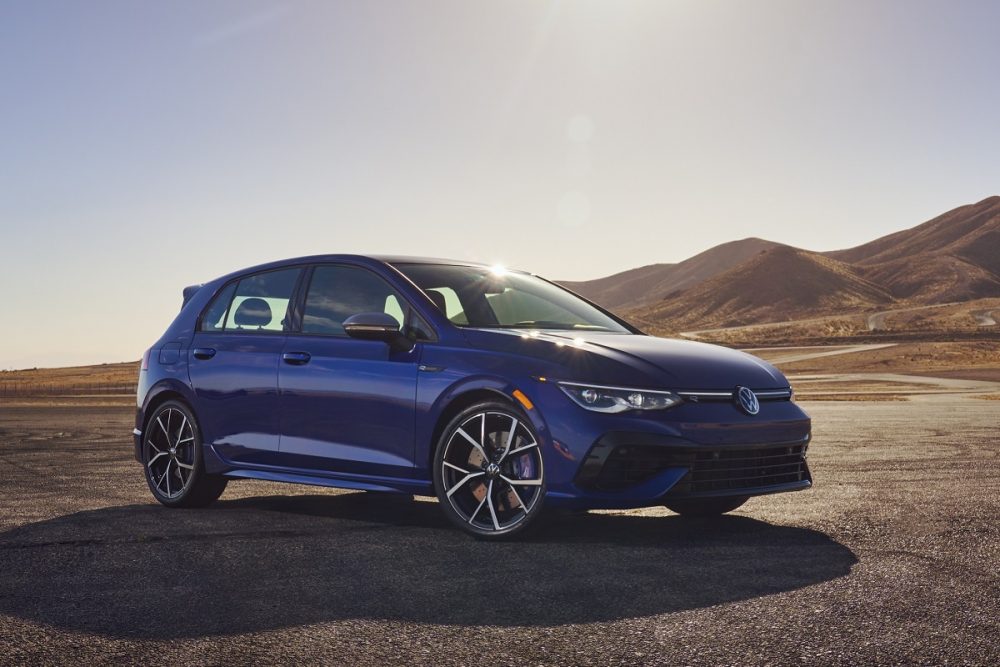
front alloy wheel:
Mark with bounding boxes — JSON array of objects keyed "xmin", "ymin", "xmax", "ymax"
[{"xmin": 434, "ymin": 402, "xmax": 545, "ymax": 539}]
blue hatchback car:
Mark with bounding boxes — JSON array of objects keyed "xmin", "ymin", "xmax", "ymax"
[{"xmin": 135, "ymin": 255, "xmax": 811, "ymax": 538}]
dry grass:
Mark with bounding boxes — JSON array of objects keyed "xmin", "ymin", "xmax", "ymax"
[
  {"xmin": 641, "ymin": 299, "xmax": 1000, "ymax": 346},
  {"xmin": 0, "ymin": 361, "xmax": 139, "ymax": 396},
  {"xmin": 873, "ymin": 297, "xmax": 1000, "ymax": 331},
  {"xmin": 796, "ymin": 393, "xmax": 910, "ymax": 402},
  {"xmin": 791, "ymin": 379, "xmax": 929, "ymax": 402},
  {"xmin": 791, "ymin": 380, "xmax": 934, "ymax": 393},
  {"xmin": 0, "ymin": 396, "xmax": 135, "ymax": 407},
  {"xmin": 773, "ymin": 341, "xmax": 1000, "ymax": 376},
  {"xmin": 3, "ymin": 338, "xmax": 999, "ymax": 403}
]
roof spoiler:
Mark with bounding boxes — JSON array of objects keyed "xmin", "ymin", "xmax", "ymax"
[{"xmin": 182, "ymin": 284, "xmax": 204, "ymax": 308}]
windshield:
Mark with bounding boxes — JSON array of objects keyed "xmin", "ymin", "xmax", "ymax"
[{"xmin": 394, "ymin": 264, "xmax": 632, "ymax": 333}]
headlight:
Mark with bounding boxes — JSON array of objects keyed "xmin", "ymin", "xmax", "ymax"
[{"xmin": 557, "ymin": 382, "xmax": 683, "ymax": 413}]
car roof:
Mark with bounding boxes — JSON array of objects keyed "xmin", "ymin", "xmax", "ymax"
[
  {"xmin": 208, "ymin": 254, "xmax": 503, "ymax": 286},
  {"xmin": 368, "ymin": 255, "xmax": 492, "ymax": 268}
]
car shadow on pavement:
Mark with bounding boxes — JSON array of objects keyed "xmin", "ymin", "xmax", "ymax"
[{"xmin": 0, "ymin": 492, "xmax": 857, "ymax": 639}]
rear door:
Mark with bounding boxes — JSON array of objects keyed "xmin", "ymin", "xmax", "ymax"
[
  {"xmin": 188, "ymin": 267, "xmax": 303, "ymax": 465},
  {"xmin": 277, "ymin": 264, "xmax": 425, "ymax": 476}
]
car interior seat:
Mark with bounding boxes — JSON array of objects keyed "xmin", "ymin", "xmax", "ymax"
[
  {"xmin": 427, "ymin": 290, "xmax": 447, "ymax": 315},
  {"xmin": 233, "ymin": 298, "xmax": 272, "ymax": 330}
]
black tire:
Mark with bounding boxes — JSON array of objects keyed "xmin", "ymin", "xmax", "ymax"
[
  {"xmin": 433, "ymin": 400, "xmax": 545, "ymax": 539},
  {"xmin": 664, "ymin": 496, "xmax": 749, "ymax": 517},
  {"xmin": 142, "ymin": 400, "xmax": 227, "ymax": 508}
]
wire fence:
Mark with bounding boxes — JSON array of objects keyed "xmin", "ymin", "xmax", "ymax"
[{"xmin": 0, "ymin": 382, "xmax": 137, "ymax": 397}]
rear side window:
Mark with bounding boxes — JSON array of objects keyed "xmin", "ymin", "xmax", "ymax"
[
  {"xmin": 200, "ymin": 283, "xmax": 237, "ymax": 332},
  {"xmin": 225, "ymin": 269, "xmax": 301, "ymax": 332},
  {"xmin": 199, "ymin": 268, "xmax": 301, "ymax": 333}
]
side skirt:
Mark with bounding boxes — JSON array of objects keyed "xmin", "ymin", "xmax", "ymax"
[{"xmin": 221, "ymin": 465, "xmax": 434, "ymax": 496}]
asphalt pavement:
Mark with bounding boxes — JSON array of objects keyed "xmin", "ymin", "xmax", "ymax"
[{"xmin": 0, "ymin": 398, "xmax": 996, "ymax": 665}]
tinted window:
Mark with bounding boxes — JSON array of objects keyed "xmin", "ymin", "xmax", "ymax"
[
  {"xmin": 302, "ymin": 265, "xmax": 409, "ymax": 336},
  {"xmin": 200, "ymin": 282, "xmax": 237, "ymax": 332},
  {"xmin": 426, "ymin": 287, "xmax": 468, "ymax": 324},
  {"xmin": 222, "ymin": 268, "xmax": 301, "ymax": 333},
  {"xmin": 396, "ymin": 264, "xmax": 629, "ymax": 332}
]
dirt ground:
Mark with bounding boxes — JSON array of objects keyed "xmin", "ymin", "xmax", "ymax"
[
  {"xmin": 0, "ymin": 395, "xmax": 997, "ymax": 666},
  {"xmin": 759, "ymin": 341, "xmax": 1000, "ymax": 379},
  {"xmin": 746, "ymin": 343, "xmax": 1000, "ymax": 403},
  {"xmin": 671, "ymin": 298, "xmax": 1000, "ymax": 347}
]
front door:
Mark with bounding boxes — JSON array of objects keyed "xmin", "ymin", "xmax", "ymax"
[{"xmin": 277, "ymin": 264, "xmax": 421, "ymax": 477}]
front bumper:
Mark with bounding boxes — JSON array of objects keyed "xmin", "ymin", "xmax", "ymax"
[{"xmin": 546, "ymin": 431, "xmax": 811, "ymax": 510}]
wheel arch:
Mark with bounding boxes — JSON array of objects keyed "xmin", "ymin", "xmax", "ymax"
[
  {"xmin": 137, "ymin": 382, "xmax": 230, "ymax": 474},
  {"xmin": 427, "ymin": 387, "xmax": 513, "ymax": 468},
  {"xmin": 424, "ymin": 377, "xmax": 550, "ymax": 471},
  {"xmin": 140, "ymin": 380, "xmax": 198, "ymax": 437}
]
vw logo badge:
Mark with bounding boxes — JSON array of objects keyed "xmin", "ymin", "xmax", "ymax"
[{"xmin": 735, "ymin": 386, "xmax": 760, "ymax": 415}]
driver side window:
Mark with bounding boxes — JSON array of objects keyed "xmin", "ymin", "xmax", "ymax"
[{"xmin": 301, "ymin": 265, "xmax": 430, "ymax": 339}]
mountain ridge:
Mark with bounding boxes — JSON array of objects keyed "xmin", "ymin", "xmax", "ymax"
[
  {"xmin": 561, "ymin": 237, "xmax": 779, "ymax": 311},
  {"xmin": 560, "ymin": 196, "xmax": 1000, "ymax": 330},
  {"xmin": 625, "ymin": 245, "xmax": 895, "ymax": 329}
]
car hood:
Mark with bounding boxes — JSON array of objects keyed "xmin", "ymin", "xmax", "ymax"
[{"xmin": 460, "ymin": 329, "xmax": 788, "ymax": 391}]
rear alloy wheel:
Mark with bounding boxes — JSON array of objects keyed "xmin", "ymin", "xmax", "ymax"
[
  {"xmin": 664, "ymin": 496, "xmax": 749, "ymax": 517},
  {"xmin": 434, "ymin": 402, "xmax": 545, "ymax": 539},
  {"xmin": 142, "ymin": 400, "xmax": 227, "ymax": 508}
]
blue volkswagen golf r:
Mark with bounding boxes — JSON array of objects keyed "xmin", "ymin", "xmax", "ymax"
[{"xmin": 135, "ymin": 255, "xmax": 811, "ymax": 538}]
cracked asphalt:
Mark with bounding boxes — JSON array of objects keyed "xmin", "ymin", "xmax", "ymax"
[{"xmin": 0, "ymin": 397, "xmax": 997, "ymax": 665}]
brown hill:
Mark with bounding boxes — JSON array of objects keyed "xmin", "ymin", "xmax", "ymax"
[
  {"xmin": 626, "ymin": 245, "xmax": 895, "ymax": 330},
  {"xmin": 564, "ymin": 197, "xmax": 1000, "ymax": 331},
  {"xmin": 857, "ymin": 254, "xmax": 1000, "ymax": 303},
  {"xmin": 560, "ymin": 262, "xmax": 675, "ymax": 311},
  {"xmin": 827, "ymin": 196, "xmax": 1000, "ymax": 302},
  {"xmin": 561, "ymin": 237, "xmax": 779, "ymax": 310}
]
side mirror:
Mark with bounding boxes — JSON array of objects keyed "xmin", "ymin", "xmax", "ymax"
[{"xmin": 342, "ymin": 312, "xmax": 413, "ymax": 352}]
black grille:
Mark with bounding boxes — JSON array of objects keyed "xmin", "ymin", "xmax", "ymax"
[
  {"xmin": 579, "ymin": 442, "xmax": 809, "ymax": 494},
  {"xmin": 589, "ymin": 445, "xmax": 688, "ymax": 491},
  {"xmin": 668, "ymin": 444, "xmax": 809, "ymax": 495}
]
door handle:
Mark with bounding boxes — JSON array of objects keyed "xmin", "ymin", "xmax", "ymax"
[
  {"xmin": 282, "ymin": 351, "xmax": 311, "ymax": 365},
  {"xmin": 192, "ymin": 347, "xmax": 216, "ymax": 360}
]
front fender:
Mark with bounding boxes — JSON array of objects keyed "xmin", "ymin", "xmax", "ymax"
[{"xmin": 415, "ymin": 371, "xmax": 552, "ymax": 478}]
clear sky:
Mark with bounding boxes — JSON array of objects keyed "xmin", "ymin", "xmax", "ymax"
[{"xmin": 2, "ymin": 0, "xmax": 999, "ymax": 368}]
